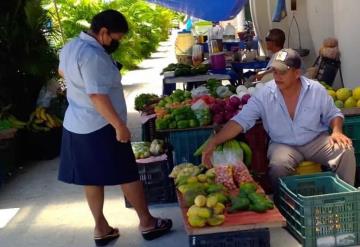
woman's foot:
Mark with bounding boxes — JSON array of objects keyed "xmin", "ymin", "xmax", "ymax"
[
  {"xmin": 140, "ymin": 218, "xmax": 172, "ymax": 241},
  {"xmin": 94, "ymin": 227, "xmax": 120, "ymax": 246}
]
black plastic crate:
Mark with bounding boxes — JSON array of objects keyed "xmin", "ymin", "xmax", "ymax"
[
  {"xmin": 141, "ymin": 116, "xmax": 167, "ymax": 142},
  {"xmin": 125, "ymin": 155, "xmax": 176, "ymax": 207},
  {"xmin": 25, "ymin": 127, "xmax": 62, "ymax": 160},
  {"xmin": 189, "ymin": 228, "xmax": 270, "ymax": 247}
]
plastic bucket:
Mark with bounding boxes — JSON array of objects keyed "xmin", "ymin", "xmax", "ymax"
[
  {"xmin": 210, "ymin": 52, "xmax": 226, "ymax": 70},
  {"xmin": 175, "ymin": 31, "xmax": 195, "ymax": 56}
]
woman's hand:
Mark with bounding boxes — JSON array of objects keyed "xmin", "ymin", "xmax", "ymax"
[
  {"xmin": 115, "ymin": 125, "xmax": 131, "ymax": 143},
  {"xmin": 201, "ymin": 140, "xmax": 216, "ymax": 169},
  {"xmin": 329, "ymin": 132, "xmax": 352, "ymax": 149}
]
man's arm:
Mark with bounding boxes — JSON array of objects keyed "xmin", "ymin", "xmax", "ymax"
[
  {"xmin": 329, "ymin": 116, "xmax": 352, "ymax": 149},
  {"xmin": 202, "ymin": 120, "xmax": 243, "ymax": 167},
  {"xmin": 89, "ymin": 94, "xmax": 130, "ymax": 142}
]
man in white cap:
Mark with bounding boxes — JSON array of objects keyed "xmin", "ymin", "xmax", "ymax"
[{"xmin": 202, "ymin": 48, "xmax": 356, "ymax": 203}]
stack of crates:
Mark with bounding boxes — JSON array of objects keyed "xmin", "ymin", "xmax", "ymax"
[
  {"xmin": 125, "ymin": 153, "xmax": 176, "ymax": 207},
  {"xmin": 279, "ymin": 172, "xmax": 360, "ymax": 247},
  {"xmin": 343, "ymin": 116, "xmax": 360, "ymax": 165},
  {"xmin": 166, "ymin": 127, "xmax": 214, "ymax": 165}
]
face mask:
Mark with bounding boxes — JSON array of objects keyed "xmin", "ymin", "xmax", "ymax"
[{"xmin": 103, "ymin": 39, "xmax": 119, "ymax": 54}]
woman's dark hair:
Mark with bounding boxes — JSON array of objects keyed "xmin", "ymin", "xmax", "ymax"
[{"xmin": 90, "ymin": 9, "xmax": 129, "ymax": 34}]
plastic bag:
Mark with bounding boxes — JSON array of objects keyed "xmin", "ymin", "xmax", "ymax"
[
  {"xmin": 215, "ymin": 165, "xmax": 237, "ymax": 190},
  {"xmin": 36, "ymin": 78, "xmax": 60, "ymax": 108}
]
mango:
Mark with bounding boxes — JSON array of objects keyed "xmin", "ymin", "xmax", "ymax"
[
  {"xmin": 197, "ymin": 174, "xmax": 207, "ymax": 183},
  {"xmin": 188, "ymin": 215, "xmax": 206, "ymax": 228},
  {"xmin": 194, "ymin": 195, "xmax": 207, "ymax": 207},
  {"xmin": 207, "ymin": 215, "xmax": 225, "ymax": 226},
  {"xmin": 187, "ymin": 205, "xmax": 201, "ymax": 217},
  {"xmin": 206, "ymin": 195, "xmax": 218, "ymax": 208},
  {"xmin": 213, "ymin": 202, "xmax": 225, "ymax": 215},
  {"xmin": 197, "ymin": 207, "xmax": 212, "ymax": 219}
]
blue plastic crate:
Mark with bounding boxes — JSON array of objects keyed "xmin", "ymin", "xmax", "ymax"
[
  {"xmin": 189, "ymin": 228, "xmax": 270, "ymax": 247},
  {"xmin": 344, "ymin": 116, "xmax": 360, "ymax": 140},
  {"xmin": 279, "ymin": 172, "xmax": 360, "ymax": 247},
  {"xmin": 167, "ymin": 127, "xmax": 213, "ymax": 165}
]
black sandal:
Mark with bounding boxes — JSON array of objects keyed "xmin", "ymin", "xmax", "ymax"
[
  {"xmin": 141, "ymin": 218, "xmax": 173, "ymax": 241},
  {"xmin": 94, "ymin": 227, "xmax": 120, "ymax": 246}
]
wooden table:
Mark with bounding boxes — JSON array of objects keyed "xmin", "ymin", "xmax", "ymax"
[
  {"xmin": 177, "ymin": 192, "xmax": 285, "ymax": 236},
  {"xmin": 177, "ymin": 188, "xmax": 286, "ymax": 246},
  {"xmin": 162, "ymin": 73, "xmax": 231, "ymax": 95}
]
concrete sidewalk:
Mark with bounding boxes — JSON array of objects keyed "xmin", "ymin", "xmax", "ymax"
[{"xmin": 0, "ymin": 31, "xmax": 300, "ymax": 247}]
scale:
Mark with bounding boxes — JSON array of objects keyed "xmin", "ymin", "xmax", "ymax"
[{"xmin": 288, "ymin": 0, "xmax": 310, "ymax": 57}]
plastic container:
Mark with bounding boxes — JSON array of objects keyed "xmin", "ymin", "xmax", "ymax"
[
  {"xmin": 189, "ymin": 228, "xmax": 270, "ymax": 247},
  {"xmin": 125, "ymin": 154, "xmax": 176, "ymax": 207},
  {"xmin": 295, "ymin": 162, "xmax": 322, "ymax": 175},
  {"xmin": 166, "ymin": 127, "xmax": 213, "ymax": 165},
  {"xmin": 279, "ymin": 172, "xmax": 360, "ymax": 247},
  {"xmin": 210, "ymin": 52, "xmax": 226, "ymax": 70},
  {"xmin": 175, "ymin": 31, "xmax": 195, "ymax": 55}
]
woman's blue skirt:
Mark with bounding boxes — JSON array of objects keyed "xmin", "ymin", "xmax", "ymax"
[{"xmin": 58, "ymin": 125, "xmax": 139, "ymax": 185}]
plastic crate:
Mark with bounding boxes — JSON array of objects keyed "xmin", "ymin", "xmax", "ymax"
[
  {"xmin": 343, "ymin": 116, "xmax": 360, "ymax": 167},
  {"xmin": 25, "ymin": 127, "xmax": 62, "ymax": 160},
  {"xmin": 141, "ymin": 116, "xmax": 156, "ymax": 142},
  {"xmin": 244, "ymin": 122, "xmax": 271, "ymax": 192},
  {"xmin": 167, "ymin": 128, "xmax": 214, "ymax": 165},
  {"xmin": 125, "ymin": 155, "xmax": 176, "ymax": 207},
  {"xmin": 279, "ymin": 172, "xmax": 360, "ymax": 247},
  {"xmin": 189, "ymin": 228, "xmax": 270, "ymax": 247}
]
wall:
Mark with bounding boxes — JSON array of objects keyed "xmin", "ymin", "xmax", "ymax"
[
  {"xmin": 250, "ymin": 0, "xmax": 360, "ymax": 88},
  {"xmin": 333, "ymin": 0, "xmax": 360, "ymax": 88}
]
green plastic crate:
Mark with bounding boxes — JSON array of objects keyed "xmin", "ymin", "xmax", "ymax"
[
  {"xmin": 167, "ymin": 127, "xmax": 213, "ymax": 165},
  {"xmin": 344, "ymin": 116, "xmax": 360, "ymax": 140},
  {"xmin": 279, "ymin": 172, "xmax": 360, "ymax": 247}
]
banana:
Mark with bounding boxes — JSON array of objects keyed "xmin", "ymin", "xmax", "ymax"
[
  {"xmin": 45, "ymin": 121, "xmax": 54, "ymax": 128},
  {"xmin": 35, "ymin": 107, "xmax": 42, "ymax": 120},
  {"xmin": 39, "ymin": 108, "xmax": 47, "ymax": 121},
  {"xmin": 238, "ymin": 141, "xmax": 252, "ymax": 167},
  {"xmin": 45, "ymin": 113, "xmax": 56, "ymax": 128},
  {"xmin": 34, "ymin": 118, "xmax": 44, "ymax": 124}
]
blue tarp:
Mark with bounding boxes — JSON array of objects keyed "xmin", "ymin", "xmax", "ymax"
[{"xmin": 147, "ymin": 0, "xmax": 248, "ymax": 22}]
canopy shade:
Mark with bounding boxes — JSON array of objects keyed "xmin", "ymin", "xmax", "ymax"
[{"xmin": 147, "ymin": 0, "xmax": 248, "ymax": 21}]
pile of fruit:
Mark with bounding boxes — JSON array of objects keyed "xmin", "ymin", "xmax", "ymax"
[
  {"xmin": 153, "ymin": 79, "xmax": 262, "ymax": 130},
  {"xmin": 131, "ymin": 139, "xmax": 165, "ymax": 159},
  {"xmin": 322, "ymin": 82, "xmax": 360, "ymax": 109},
  {"xmin": 28, "ymin": 106, "xmax": 62, "ymax": 132},
  {"xmin": 134, "ymin": 93, "xmax": 160, "ymax": 113},
  {"xmin": 0, "ymin": 105, "xmax": 27, "ymax": 131},
  {"xmin": 170, "ymin": 162, "xmax": 275, "ymax": 228}
]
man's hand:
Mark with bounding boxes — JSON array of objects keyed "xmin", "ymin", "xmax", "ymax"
[
  {"xmin": 201, "ymin": 140, "xmax": 217, "ymax": 169},
  {"xmin": 115, "ymin": 125, "xmax": 131, "ymax": 143},
  {"xmin": 329, "ymin": 132, "xmax": 352, "ymax": 149}
]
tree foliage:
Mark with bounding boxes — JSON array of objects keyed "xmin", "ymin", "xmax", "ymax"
[{"xmin": 44, "ymin": 0, "xmax": 176, "ymax": 70}]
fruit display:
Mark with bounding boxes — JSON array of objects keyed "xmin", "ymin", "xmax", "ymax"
[
  {"xmin": 0, "ymin": 105, "xmax": 27, "ymax": 130},
  {"xmin": 322, "ymin": 82, "xmax": 360, "ymax": 109},
  {"xmin": 132, "ymin": 139, "xmax": 165, "ymax": 159},
  {"xmin": 0, "ymin": 115, "xmax": 27, "ymax": 130},
  {"xmin": 169, "ymin": 162, "xmax": 275, "ymax": 229},
  {"xmin": 195, "ymin": 138, "xmax": 252, "ymax": 167},
  {"xmin": 134, "ymin": 93, "xmax": 160, "ymax": 113},
  {"xmin": 228, "ymin": 182, "xmax": 274, "ymax": 213},
  {"xmin": 28, "ymin": 106, "xmax": 62, "ymax": 132}
]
